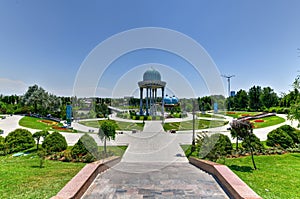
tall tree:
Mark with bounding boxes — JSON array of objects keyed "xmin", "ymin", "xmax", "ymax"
[
  {"xmin": 23, "ymin": 86, "xmax": 48, "ymax": 113},
  {"xmin": 248, "ymin": 86, "xmax": 262, "ymax": 111},
  {"xmin": 22, "ymin": 85, "xmax": 39, "ymax": 105},
  {"xmin": 233, "ymin": 89, "xmax": 249, "ymax": 110},
  {"xmin": 288, "ymin": 75, "xmax": 300, "ymax": 126},
  {"xmin": 260, "ymin": 87, "xmax": 278, "ymax": 109},
  {"xmin": 230, "ymin": 120, "xmax": 257, "ymax": 170},
  {"xmin": 22, "ymin": 85, "xmax": 61, "ymax": 116},
  {"xmin": 198, "ymin": 96, "xmax": 212, "ymax": 111},
  {"xmin": 98, "ymin": 120, "xmax": 116, "ymax": 154},
  {"xmin": 48, "ymin": 94, "xmax": 62, "ymax": 115}
]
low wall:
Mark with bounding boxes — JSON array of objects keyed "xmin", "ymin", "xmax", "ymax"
[
  {"xmin": 51, "ymin": 156, "xmax": 121, "ymax": 199},
  {"xmin": 189, "ymin": 157, "xmax": 262, "ymax": 199}
]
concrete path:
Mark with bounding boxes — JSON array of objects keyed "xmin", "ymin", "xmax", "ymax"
[
  {"xmin": 82, "ymin": 122, "xmax": 229, "ymax": 199},
  {"xmin": 120, "ymin": 121, "xmax": 188, "ymax": 163},
  {"xmin": 82, "ymin": 162, "xmax": 229, "ymax": 199},
  {"xmin": 0, "ymin": 115, "xmax": 39, "ymax": 136}
]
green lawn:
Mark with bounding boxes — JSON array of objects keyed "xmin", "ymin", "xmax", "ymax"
[
  {"xmin": 250, "ymin": 116, "xmax": 285, "ymax": 128},
  {"xmin": 19, "ymin": 116, "xmax": 54, "ymax": 131},
  {"xmin": 79, "ymin": 120, "xmax": 144, "ymax": 131},
  {"xmin": 0, "ymin": 154, "xmax": 85, "ymax": 199},
  {"xmin": 218, "ymin": 153, "xmax": 300, "ymax": 199},
  {"xmin": 98, "ymin": 145, "xmax": 128, "ymax": 156},
  {"xmin": 225, "ymin": 111, "xmax": 262, "ymax": 119},
  {"xmin": 224, "ymin": 111, "xmax": 285, "ymax": 128},
  {"xmin": 19, "ymin": 116, "xmax": 74, "ymax": 132},
  {"xmin": 163, "ymin": 119, "xmax": 228, "ymax": 131},
  {"xmin": 196, "ymin": 113, "xmax": 225, "ymax": 119},
  {"xmin": 0, "ymin": 145, "xmax": 127, "ymax": 199}
]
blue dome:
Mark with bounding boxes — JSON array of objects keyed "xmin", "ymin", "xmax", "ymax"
[
  {"xmin": 143, "ymin": 68, "xmax": 161, "ymax": 81},
  {"xmin": 171, "ymin": 96, "xmax": 179, "ymax": 104},
  {"xmin": 164, "ymin": 96, "xmax": 172, "ymax": 104},
  {"xmin": 164, "ymin": 95, "xmax": 179, "ymax": 105}
]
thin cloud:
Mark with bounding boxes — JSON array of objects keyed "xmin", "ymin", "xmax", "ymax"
[{"xmin": 0, "ymin": 78, "xmax": 28, "ymax": 95}]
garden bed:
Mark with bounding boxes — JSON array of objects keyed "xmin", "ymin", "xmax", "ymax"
[{"xmin": 19, "ymin": 116, "xmax": 74, "ymax": 132}]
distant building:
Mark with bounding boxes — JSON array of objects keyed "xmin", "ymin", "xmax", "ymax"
[
  {"xmin": 163, "ymin": 95, "xmax": 179, "ymax": 106},
  {"xmin": 230, "ymin": 91, "xmax": 236, "ymax": 97}
]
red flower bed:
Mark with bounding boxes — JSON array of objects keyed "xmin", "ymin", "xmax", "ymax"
[
  {"xmin": 227, "ymin": 112, "xmax": 236, "ymax": 114},
  {"xmin": 241, "ymin": 114, "xmax": 250, "ymax": 116},
  {"xmin": 52, "ymin": 126, "xmax": 67, "ymax": 131},
  {"xmin": 39, "ymin": 120, "xmax": 57, "ymax": 125},
  {"xmin": 254, "ymin": 119, "xmax": 264, "ymax": 123}
]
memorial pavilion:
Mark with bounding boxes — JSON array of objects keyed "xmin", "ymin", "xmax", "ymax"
[{"xmin": 138, "ymin": 68, "xmax": 166, "ymax": 116}]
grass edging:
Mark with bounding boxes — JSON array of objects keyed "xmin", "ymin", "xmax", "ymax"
[
  {"xmin": 51, "ymin": 156, "xmax": 121, "ymax": 199},
  {"xmin": 189, "ymin": 157, "xmax": 262, "ymax": 199}
]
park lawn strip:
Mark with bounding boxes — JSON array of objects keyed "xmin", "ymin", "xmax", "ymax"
[
  {"xmin": 163, "ymin": 119, "xmax": 228, "ymax": 131},
  {"xmin": 19, "ymin": 116, "xmax": 76, "ymax": 132},
  {"xmin": 225, "ymin": 111, "xmax": 262, "ymax": 119},
  {"xmin": 0, "ymin": 154, "xmax": 85, "ymax": 199},
  {"xmin": 197, "ymin": 113, "xmax": 225, "ymax": 119},
  {"xmin": 19, "ymin": 116, "xmax": 54, "ymax": 131},
  {"xmin": 218, "ymin": 153, "xmax": 300, "ymax": 199},
  {"xmin": 79, "ymin": 120, "xmax": 144, "ymax": 131},
  {"xmin": 250, "ymin": 116, "xmax": 285, "ymax": 128},
  {"xmin": 98, "ymin": 145, "xmax": 128, "ymax": 156}
]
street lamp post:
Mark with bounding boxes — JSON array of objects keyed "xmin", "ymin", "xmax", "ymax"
[
  {"xmin": 192, "ymin": 99, "xmax": 196, "ymax": 151},
  {"xmin": 222, "ymin": 74, "xmax": 235, "ymax": 110}
]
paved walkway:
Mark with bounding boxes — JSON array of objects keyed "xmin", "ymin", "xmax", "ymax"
[
  {"xmin": 120, "ymin": 121, "xmax": 188, "ymax": 163},
  {"xmin": 0, "ymin": 115, "xmax": 39, "ymax": 135},
  {"xmin": 82, "ymin": 162, "xmax": 229, "ymax": 199},
  {"xmin": 82, "ymin": 122, "xmax": 229, "ymax": 199}
]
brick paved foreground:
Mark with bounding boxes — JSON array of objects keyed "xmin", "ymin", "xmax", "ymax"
[{"xmin": 82, "ymin": 162, "xmax": 229, "ymax": 199}]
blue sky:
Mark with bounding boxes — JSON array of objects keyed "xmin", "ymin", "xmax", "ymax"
[{"xmin": 0, "ymin": 0, "xmax": 300, "ymax": 98}]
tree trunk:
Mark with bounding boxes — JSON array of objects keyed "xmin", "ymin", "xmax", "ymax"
[
  {"xmin": 36, "ymin": 138, "xmax": 40, "ymax": 150},
  {"xmin": 250, "ymin": 146, "xmax": 257, "ymax": 170},
  {"xmin": 104, "ymin": 137, "xmax": 107, "ymax": 155},
  {"xmin": 236, "ymin": 137, "xmax": 238, "ymax": 151}
]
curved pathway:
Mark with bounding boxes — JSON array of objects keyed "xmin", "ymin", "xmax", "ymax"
[
  {"xmin": 0, "ymin": 113, "xmax": 297, "ymax": 146},
  {"xmin": 0, "ymin": 115, "xmax": 39, "ymax": 136}
]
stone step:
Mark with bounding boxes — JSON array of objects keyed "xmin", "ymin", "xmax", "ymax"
[{"xmin": 82, "ymin": 162, "xmax": 228, "ymax": 199}]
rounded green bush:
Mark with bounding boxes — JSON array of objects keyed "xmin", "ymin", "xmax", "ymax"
[
  {"xmin": 0, "ymin": 136, "xmax": 7, "ymax": 155},
  {"xmin": 4, "ymin": 128, "xmax": 35, "ymax": 153},
  {"xmin": 199, "ymin": 133, "xmax": 232, "ymax": 161},
  {"xmin": 71, "ymin": 133, "xmax": 98, "ymax": 161},
  {"xmin": 267, "ymin": 129, "xmax": 294, "ymax": 149},
  {"xmin": 42, "ymin": 131, "xmax": 67, "ymax": 153},
  {"xmin": 278, "ymin": 125, "xmax": 300, "ymax": 144}
]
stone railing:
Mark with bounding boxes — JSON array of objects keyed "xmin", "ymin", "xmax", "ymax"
[
  {"xmin": 189, "ymin": 157, "xmax": 262, "ymax": 199},
  {"xmin": 51, "ymin": 156, "xmax": 121, "ymax": 199}
]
